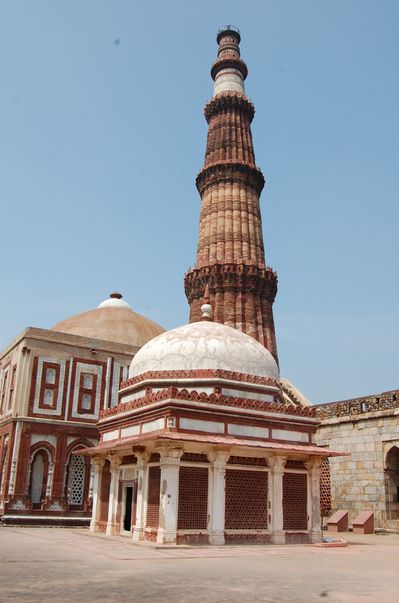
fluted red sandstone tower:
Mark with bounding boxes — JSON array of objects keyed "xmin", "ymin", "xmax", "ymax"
[{"xmin": 184, "ymin": 26, "xmax": 279, "ymax": 364}]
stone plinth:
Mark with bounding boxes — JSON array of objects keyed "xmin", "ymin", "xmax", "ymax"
[
  {"xmin": 353, "ymin": 511, "xmax": 374, "ymax": 534},
  {"xmin": 327, "ymin": 510, "xmax": 348, "ymax": 532}
]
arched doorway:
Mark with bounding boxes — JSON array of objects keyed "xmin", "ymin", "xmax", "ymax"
[
  {"xmin": 385, "ymin": 446, "xmax": 399, "ymax": 520},
  {"xmin": 29, "ymin": 450, "xmax": 48, "ymax": 509}
]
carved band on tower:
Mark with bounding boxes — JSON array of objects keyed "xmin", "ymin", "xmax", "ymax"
[{"xmin": 184, "ymin": 26, "xmax": 279, "ymax": 364}]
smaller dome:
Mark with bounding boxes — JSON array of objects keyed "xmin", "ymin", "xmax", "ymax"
[
  {"xmin": 52, "ymin": 293, "xmax": 165, "ymax": 348},
  {"xmin": 129, "ymin": 320, "xmax": 279, "ymax": 380}
]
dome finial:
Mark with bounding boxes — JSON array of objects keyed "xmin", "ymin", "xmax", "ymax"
[
  {"xmin": 200, "ymin": 284, "xmax": 213, "ymax": 321},
  {"xmin": 110, "ymin": 291, "xmax": 123, "ymax": 299}
]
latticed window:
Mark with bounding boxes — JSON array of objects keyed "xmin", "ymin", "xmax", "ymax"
[
  {"xmin": 283, "ymin": 472, "xmax": 308, "ymax": 530},
  {"xmin": 225, "ymin": 469, "xmax": 268, "ymax": 529},
  {"xmin": 67, "ymin": 454, "xmax": 86, "ymax": 505},
  {"xmin": 146, "ymin": 466, "xmax": 161, "ymax": 528},
  {"xmin": 320, "ymin": 459, "xmax": 332, "ymax": 517},
  {"xmin": 177, "ymin": 466, "xmax": 208, "ymax": 529}
]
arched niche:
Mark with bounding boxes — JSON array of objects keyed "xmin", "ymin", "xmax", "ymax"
[
  {"xmin": 29, "ymin": 450, "xmax": 49, "ymax": 509},
  {"xmin": 385, "ymin": 445, "xmax": 399, "ymax": 519}
]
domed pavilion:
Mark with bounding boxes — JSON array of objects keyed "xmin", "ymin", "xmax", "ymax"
[{"xmin": 83, "ymin": 304, "xmax": 341, "ymax": 545}]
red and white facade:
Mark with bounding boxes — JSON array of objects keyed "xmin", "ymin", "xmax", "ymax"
[{"xmin": 0, "ymin": 295, "xmax": 164, "ymax": 524}]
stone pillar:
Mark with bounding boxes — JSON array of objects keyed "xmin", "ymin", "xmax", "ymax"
[
  {"xmin": 90, "ymin": 457, "xmax": 105, "ymax": 533},
  {"xmin": 268, "ymin": 456, "xmax": 286, "ymax": 544},
  {"xmin": 45, "ymin": 460, "xmax": 54, "ymax": 498},
  {"xmin": 208, "ymin": 450, "xmax": 230, "ymax": 545},
  {"xmin": 157, "ymin": 448, "xmax": 183, "ymax": 545},
  {"xmin": 132, "ymin": 451, "xmax": 150, "ymax": 542},
  {"xmin": 88, "ymin": 462, "xmax": 94, "ymax": 500},
  {"xmin": 306, "ymin": 457, "xmax": 323, "ymax": 543},
  {"xmin": 106, "ymin": 456, "xmax": 122, "ymax": 536},
  {"xmin": 7, "ymin": 420, "xmax": 21, "ymax": 496}
]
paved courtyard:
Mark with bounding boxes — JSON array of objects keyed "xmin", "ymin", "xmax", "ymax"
[{"xmin": 0, "ymin": 527, "xmax": 398, "ymax": 602}]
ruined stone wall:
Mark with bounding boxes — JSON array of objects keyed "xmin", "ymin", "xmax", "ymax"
[{"xmin": 315, "ymin": 390, "xmax": 399, "ymax": 528}]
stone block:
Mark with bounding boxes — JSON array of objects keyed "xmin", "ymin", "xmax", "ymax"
[
  {"xmin": 353, "ymin": 511, "xmax": 374, "ymax": 534},
  {"xmin": 327, "ymin": 510, "xmax": 348, "ymax": 532}
]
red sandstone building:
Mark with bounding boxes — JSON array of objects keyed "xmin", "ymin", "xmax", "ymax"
[{"xmin": 0, "ymin": 294, "xmax": 163, "ymax": 524}]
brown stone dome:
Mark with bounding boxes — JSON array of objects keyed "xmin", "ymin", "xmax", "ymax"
[{"xmin": 52, "ymin": 292, "xmax": 165, "ymax": 347}]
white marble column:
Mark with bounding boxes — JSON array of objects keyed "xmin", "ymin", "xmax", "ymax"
[
  {"xmin": 268, "ymin": 456, "xmax": 286, "ymax": 544},
  {"xmin": 157, "ymin": 448, "xmax": 183, "ymax": 545},
  {"xmin": 90, "ymin": 457, "xmax": 105, "ymax": 533},
  {"xmin": 306, "ymin": 457, "xmax": 323, "ymax": 543},
  {"xmin": 106, "ymin": 455, "xmax": 122, "ymax": 536},
  {"xmin": 208, "ymin": 450, "xmax": 230, "ymax": 545},
  {"xmin": 132, "ymin": 451, "xmax": 150, "ymax": 542},
  {"xmin": 45, "ymin": 460, "xmax": 54, "ymax": 498}
]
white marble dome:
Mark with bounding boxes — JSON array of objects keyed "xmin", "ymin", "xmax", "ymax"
[{"xmin": 129, "ymin": 320, "xmax": 279, "ymax": 380}]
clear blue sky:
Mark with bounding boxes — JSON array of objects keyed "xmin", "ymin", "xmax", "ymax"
[{"xmin": 1, "ymin": 1, "xmax": 398, "ymax": 403}]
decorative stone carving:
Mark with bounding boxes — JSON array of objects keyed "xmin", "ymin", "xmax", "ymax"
[{"xmin": 8, "ymin": 499, "xmax": 27, "ymax": 511}]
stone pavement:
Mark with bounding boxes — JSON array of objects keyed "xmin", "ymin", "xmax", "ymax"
[{"xmin": 0, "ymin": 527, "xmax": 398, "ymax": 602}]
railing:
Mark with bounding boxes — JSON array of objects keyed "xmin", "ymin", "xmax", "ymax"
[
  {"xmin": 217, "ymin": 25, "xmax": 240, "ymax": 36},
  {"xmin": 315, "ymin": 390, "xmax": 399, "ymax": 419}
]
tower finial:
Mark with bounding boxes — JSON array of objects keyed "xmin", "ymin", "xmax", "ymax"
[{"xmin": 212, "ymin": 25, "xmax": 247, "ymax": 97}]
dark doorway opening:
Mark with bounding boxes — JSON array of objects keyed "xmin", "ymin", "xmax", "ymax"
[
  {"xmin": 123, "ymin": 486, "xmax": 133, "ymax": 532},
  {"xmin": 385, "ymin": 446, "xmax": 399, "ymax": 519}
]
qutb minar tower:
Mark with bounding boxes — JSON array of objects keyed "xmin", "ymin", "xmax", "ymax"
[{"xmin": 185, "ymin": 26, "xmax": 279, "ymax": 364}]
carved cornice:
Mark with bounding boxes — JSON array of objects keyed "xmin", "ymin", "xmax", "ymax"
[
  {"xmin": 211, "ymin": 56, "xmax": 248, "ymax": 81},
  {"xmin": 184, "ymin": 263, "xmax": 278, "ymax": 302},
  {"xmin": 204, "ymin": 93, "xmax": 255, "ymax": 123},
  {"xmin": 100, "ymin": 386, "xmax": 316, "ymax": 420},
  {"xmin": 121, "ymin": 368, "xmax": 280, "ymax": 390},
  {"xmin": 196, "ymin": 162, "xmax": 265, "ymax": 195},
  {"xmin": 314, "ymin": 389, "xmax": 399, "ymax": 419}
]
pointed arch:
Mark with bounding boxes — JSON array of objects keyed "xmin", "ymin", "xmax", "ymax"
[
  {"xmin": 29, "ymin": 448, "xmax": 50, "ymax": 508},
  {"xmin": 385, "ymin": 445, "xmax": 399, "ymax": 520}
]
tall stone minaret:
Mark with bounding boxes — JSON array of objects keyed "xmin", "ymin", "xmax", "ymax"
[{"xmin": 184, "ymin": 26, "xmax": 279, "ymax": 364}]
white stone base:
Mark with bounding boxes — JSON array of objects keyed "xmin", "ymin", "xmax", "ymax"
[
  {"xmin": 271, "ymin": 532, "xmax": 285, "ymax": 544},
  {"xmin": 209, "ymin": 530, "xmax": 225, "ymax": 545},
  {"xmin": 156, "ymin": 528, "xmax": 177, "ymax": 545},
  {"xmin": 310, "ymin": 530, "xmax": 323, "ymax": 543},
  {"xmin": 132, "ymin": 526, "xmax": 144, "ymax": 541}
]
